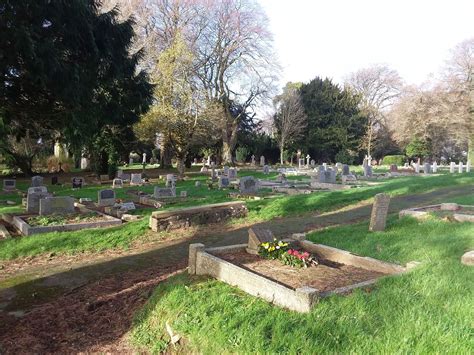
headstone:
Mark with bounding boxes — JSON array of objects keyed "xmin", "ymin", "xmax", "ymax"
[
  {"xmin": 306, "ymin": 154, "xmax": 310, "ymax": 167},
  {"xmin": 195, "ymin": 181, "xmax": 201, "ymax": 187},
  {"xmin": 276, "ymin": 173, "xmax": 287, "ymax": 184},
  {"xmin": 239, "ymin": 176, "xmax": 259, "ymax": 194},
  {"xmin": 72, "ymin": 177, "xmax": 84, "ymax": 189},
  {"xmin": 423, "ymin": 163, "xmax": 431, "ymax": 174},
  {"xmin": 432, "ymin": 161, "xmax": 438, "ymax": 173},
  {"xmin": 200, "ymin": 166, "xmax": 208, "ymax": 173},
  {"xmin": 31, "ymin": 176, "xmax": 43, "ymax": 187},
  {"xmin": 121, "ymin": 173, "xmax": 131, "ymax": 181},
  {"xmin": 112, "ymin": 178, "xmax": 123, "ymax": 189},
  {"xmin": 210, "ymin": 167, "xmax": 218, "ymax": 182},
  {"xmin": 223, "ymin": 166, "xmax": 229, "ymax": 176},
  {"xmin": 39, "ymin": 196, "xmax": 75, "ymax": 215},
  {"xmin": 218, "ymin": 176, "xmax": 230, "ymax": 188},
  {"xmin": 298, "ymin": 158, "xmax": 305, "ymax": 169},
  {"xmin": 260, "ymin": 156, "xmax": 265, "ymax": 167},
  {"xmin": 251, "ymin": 155, "xmax": 256, "ymax": 166},
  {"xmin": 263, "ymin": 165, "xmax": 270, "ymax": 175},
  {"xmin": 3, "ymin": 179, "xmax": 16, "ymax": 191},
  {"xmin": 389, "ymin": 164, "xmax": 398, "ymax": 173},
  {"xmin": 414, "ymin": 163, "xmax": 420, "ymax": 174},
  {"xmin": 342, "ymin": 164, "xmax": 350, "ymax": 175},
  {"xmin": 180, "ymin": 191, "xmax": 187, "ymax": 198},
  {"xmin": 228, "ymin": 168, "xmax": 237, "ymax": 180},
  {"xmin": 450, "ymin": 162, "xmax": 456, "ymax": 173},
  {"xmin": 80, "ymin": 157, "xmax": 90, "ymax": 170},
  {"xmin": 335, "ymin": 162, "xmax": 343, "ymax": 170},
  {"xmin": 369, "ymin": 193, "xmax": 391, "ymax": 232},
  {"xmin": 130, "ymin": 173, "xmax": 143, "ymax": 186},
  {"xmin": 153, "ymin": 186, "xmax": 176, "ymax": 198},
  {"xmin": 98, "ymin": 189, "xmax": 116, "ymax": 207},
  {"xmin": 120, "ymin": 202, "xmax": 136, "ymax": 211},
  {"xmin": 207, "ymin": 156, "xmax": 211, "ymax": 166},
  {"xmin": 166, "ymin": 174, "xmax": 176, "ymax": 188},
  {"xmin": 322, "ymin": 162, "xmax": 327, "ymax": 169},
  {"xmin": 100, "ymin": 174, "xmax": 110, "ymax": 182},
  {"xmin": 246, "ymin": 227, "xmax": 275, "ymax": 255},
  {"xmin": 51, "ymin": 176, "xmax": 59, "ymax": 185},
  {"xmin": 318, "ymin": 169, "xmax": 336, "ymax": 183},
  {"xmin": 27, "ymin": 191, "xmax": 51, "ymax": 213},
  {"xmin": 466, "ymin": 161, "xmax": 471, "ymax": 173},
  {"xmin": 27, "ymin": 186, "xmax": 48, "ymax": 195},
  {"xmin": 458, "ymin": 162, "xmax": 463, "ymax": 173},
  {"xmin": 364, "ymin": 165, "xmax": 373, "ymax": 177},
  {"xmin": 129, "ymin": 156, "xmax": 134, "ymax": 165},
  {"xmin": 142, "ymin": 153, "xmax": 147, "ymax": 164},
  {"xmin": 310, "ymin": 159, "xmax": 316, "ymax": 168},
  {"xmin": 117, "ymin": 169, "xmax": 124, "ymax": 178},
  {"xmin": 318, "ymin": 165, "xmax": 326, "ymax": 174}
]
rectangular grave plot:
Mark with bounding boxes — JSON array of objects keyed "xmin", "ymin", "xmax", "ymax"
[
  {"xmin": 399, "ymin": 204, "xmax": 474, "ymax": 223},
  {"xmin": 190, "ymin": 239, "xmax": 407, "ymax": 313},
  {"xmin": 11, "ymin": 209, "xmax": 122, "ymax": 236}
]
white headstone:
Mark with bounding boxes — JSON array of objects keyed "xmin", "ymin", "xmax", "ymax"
[
  {"xmin": 142, "ymin": 153, "xmax": 147, "ymax": 164},
  {"xmin": 130, "ymin": 173, "xmax": 143, "ymax": 186},
  {"xmin": 112, "ymin": 178, "xmax": 123, "ymax": 189},
  {"xmin": 450, "ymin": 162, "xmax": 456, "ymax": 173},
  {"xmin": 432, "ymin": 161, "xmax": 438, "ymax": 173},
  {"xmin": 260, "ymin": 156, "xmax": 265, "ymax": 167},
  {"xmin": 458, "ymin": 162, "xmax": 463, "ymax": 173},
  {"xmin": 414, "ymin": 163, "xmax": 420, "ymax": 173},
  {"xmin": 466, "ymin": 161, "xmax": 471, "ymax": 173},
  {"xmin": 251, "ymin": 155, "xmax": 256, "ymax": 166}
]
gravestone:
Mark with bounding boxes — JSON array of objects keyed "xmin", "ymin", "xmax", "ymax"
[
  {"xmin": 27, "ymin": 186, "xmax": 48, "ymax": 195},
  {"xmin": 342, "ymin": 164, "xmax": 350, "ymax": 175},
  {"xmin": 423, "ymin": 163, "xmax": 431, "ymax": 174},
  {"xmin": 166, "ymin": 174, "xmax": 176, "ymax": 188},
  {"xmin": 223, "ymin": 166, "xmax": 229, "ymax": 176},
  {"xmin": 121, "ymin": 202, "xmax": 136, "ymax": 211},
  {"xmin": 180, "ymin": 191, "xmax": 187, "ymax": 198},
  {"xmin": 298, "ymin": 158, "xmax": 305, "ymax": 169},
  {"xmin": 121, "ymin": 173, "xmax": 131, "ymax": 181},
  {"xmin": 112, "ymin": 178, "xmax": 123, "ymax": 189},
  {"xmin": 306, "ymin": 154, "xmax": 310, "ymax": 167},
  {"xmin": 200, "ymin": 166, "xmax": 208, "ymax": 173},
  {"xmin": 263, "ymin": 165, "xmax": 270, "ymax": 175},
  {"xmin": 318, "ymin": 169, "xmax": 336, "ymax": 183},
  {"xmin": 432, "ymin": 161, "xmax": 438, "ymax": 173},
  {"xmin": 51, "ymin": 176, "xmax": 59, "ymax": 185},
  {"xmin": 218, "ymin": 176, "xmax": 230, "ymax": 188},
  {"xmin": 458, "ymin": 162, "xmax": 463, "ymax": 173},
  {"xmin": 246, "ymin": 227, "xmax": 275, "ymax": 255},
  {"xmin": 99, "ymin": 174, "xmax": 109, "ymax": 182},
  {"xmin": 318, "ymin": 165, "xmax": 326, "ymax": 174},
  {"xmin": 31, "ymin": 176, "xmax": 43, "ymax": 187},
  {"xmin": 3, "ymin": 179, "xmax": 16, "ymax": 191},
  {"xmin": 117, "ymin": 169, "xmax": 124, "ymax": 178},
  {"xmin": 228, "ymin": 168, "xmax": 237, "ymax": 180},
  {"xmin": 335, "ymin": 162, "xmax": 343, "ymax": 170},
  {"xmin": 450, "ymin": 162, "xmax": 456, "ymax": 173},
  {"xmin": 251, "ymin": 155, "xmax": 256, "ymax": 166},
  {"xmin": 130, "ymin": 173, "xmax": 143, "ymax": 186},
  {"xmin": 389, "ymin": 164, "xmax": 398, "ymax": 173},
  {"xmin": 27, "ymin": 191, "xmax": 51, "ymax": 214},
  {"xmin": 369, "ymin": 193, "xmax": 391, "ymax": 232},
  {"xmin": 39, "ymin": 196, "xmax": 75, "ymax": 215},
  {"xmin": 210, "ymin": 167, "xmax": 218, "ymax": 182},
  {"xmin": 260, "ymin": 156, "xmax": 265, "ymax": 167},
  {"xmin": 466, "ymin": 162, "xmax": 471, "ymax": 173},
  {"xmin": 276, "ymin": 173, "xmax": 287, "ymax": 184},
  {"xmin": 239, "ymin": 176, "xmax": 259, "ymax": 194},
  {"xmin": 153, "ymin": 186, "xmax": 176, "ymax": 198},
  {"xmin": 80, "ymin": 157, "xmax": 90, "ymax": 170},
  {"xmin": 195, "ymin": 181, "xmax": 201, "ymax": 187},
  {"xmin": 363, "ymin": 165, "xmax": 373, "ymax": 177},
  {"xmin": 72, "ymin": 177, "xmax": 84, "ymax": 189},
  {"xmin": 310, "ymin": 159, "xmax": 316, "ymax": 168},
  {"xmin": 98, "ymin": 189, "xmax": 116, "ymax": 207},
  {"xmin": 414, "ymin": 163, "xmax": 420, "ymax": 173}
]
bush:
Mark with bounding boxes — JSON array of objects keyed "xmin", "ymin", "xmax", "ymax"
[
  {"xmin": 235, "ymin": 146, "xmax": 249, "ymax": 163},
  {"xmin": 405, "ymin": 137, "xmax": 430, "ymax": 159},
  {"xmin": 334, "ymin": 150, "xmax": 356, "ymax": 165},
  {"xmin": 382, "ymin": 155, "xmax": 406, "ymax": 166}
]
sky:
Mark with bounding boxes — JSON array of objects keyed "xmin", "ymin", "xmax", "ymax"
[{"xmin": 259, "ymin": 0, "xmax": 474, "ymax": 88}]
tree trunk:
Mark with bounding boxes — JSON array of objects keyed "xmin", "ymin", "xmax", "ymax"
[
  {"xmin": 221, "ymin": 109, "xmax": 238, "ymax": 164},
  {"xmin": 469, "ymin": 69, "xmax": 474, "ymax": 166},
  {"xmin": 280, "ymin": 140, "xmax": 285, "ymax": 165},
  {"xmin": 160, "ymin": 140, "xmax": 173, "ymax": 168}
]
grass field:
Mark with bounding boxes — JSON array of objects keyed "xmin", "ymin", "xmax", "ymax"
[
  {"xmin": 0, "ymin": 170, "xmax": 472, "ymax": 261},
  {"xmin": 129, "ymin": 213, "xmax": 474, "ymax": 353}
]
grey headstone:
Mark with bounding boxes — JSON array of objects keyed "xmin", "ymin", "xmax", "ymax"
[
  {"xmin": 423, "ymin": 163, "xmax": 431, "ymax": 174},
  {"xmin": 246, "ymin": 227, "xmax": 275, "ymax": 254},
  {"xmin": 98, "ymin": 189, "xmax": 116, "ymax": 207},
  {"xmin": 319, "ymin": 169, "xmax": 336, "ymax": 183},
  {"xmin": 260, "ymin": 156, "xmax": 265, "ymax": 166},
  {"xmin": 342, "ymin": 164, "xmax": 350, "ymax": 175},
  {"xmin": 166, "ymin": 174, "xmax": 176, "ymax": 188},
  {"xmin": 228, "ymin": 168, "xmax": 237, "ymax": 180},
  {"xmin": 364, "ymin": 165, "xmax": 373, "ymax": 177},
  {"xmin": 223, "ymin": 166, "xmax": 229, "ymax": 176},
  {"xmin": 218, "ymin": 176, "xmax": 230, "ymax": 188},
  {"xmin": 27, "ymin": 191, "xmax": 52, "ymax": 214},
  {"xmin": 31, "ymin": 176, "xmax": 43, "ymax": 187},
  {"xmin": 100, "ymin": 174, "xmax": 109, "ymax": 181},
  {"xmin": 130, "ymin": 173, "xmax": 143, "ymax": 185},
  {"xmin": 239, "ymin": 176, "xmax": 259, "ymax": 194},
  {"xmin": 72, "ymin": 177, "xmax": 84, "ymax": 189},
  {"xmin": 112, "ymin": 178, "xmax": 123, "ymax": 189},
  {"xmin": 153, "ymin": 186, "xmax": 176, "ymax": 198},
  {"xmin": 263, "ymin": 165, "xmax": 270, "ymax": 175},
  {"xmin": 389, "ymin": 164, "xmax": 398, "ymax": 173},
  {"xmin": 3, "ymin": 179, "xmax": 16, "ymax": 191},
  {"xmin": 369, "ymin": 193, "xmax": 391, "ymax": 232},
  {"xmin": 27, "ymin": 186, "xmax": 48, "ymax": 195},
  {"xmin": 39, "ymin": 196, "xmax": 75, "ymax": 215}
]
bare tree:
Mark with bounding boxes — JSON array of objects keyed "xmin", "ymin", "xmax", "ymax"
[
  {"xmin": 273, "ymin": 86, "xmax": 307, "ymax": 165},
  {"xmin": 345, "ymin": 64, "xmax": 403, "ymax": 157}
]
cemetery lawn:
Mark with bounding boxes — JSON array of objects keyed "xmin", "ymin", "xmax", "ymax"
[
  {"xmin": 130, "ymin": 215, "xmax": 474, "ymax": 354},
  {"xmin": 0, "ymin": 172, "xmax": 472, "ymax": 261}
]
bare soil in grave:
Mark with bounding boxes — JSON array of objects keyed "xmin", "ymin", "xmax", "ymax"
[{"xmin": 218, "ymin": 251, "xmax": 388, "ymax": 291}]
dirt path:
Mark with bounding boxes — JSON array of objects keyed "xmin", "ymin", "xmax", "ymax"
[{"xmin": 0, "ymin": 184, "xmax": 471, "ymax": 353}]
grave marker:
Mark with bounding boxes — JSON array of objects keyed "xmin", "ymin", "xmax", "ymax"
[
  {"xmin": 3, "ymin": 179, "xmax": 16, "ymax": 191},
  {"xmin": 246, "ymin": 227, "xmax": 275, "ymax": 255},
  {"xmin": 39, "ymin": 196, "xmax": 75, "ymax": 215},
  {"xmin": 342, "ymin": 164, "xmax": 350, "ymax": 175},
  {"xmin": 100, "ymin": 174, "xmax": 110, "ymax": 182},
  {"xmin": 51, "ymin": 176, "xmax": 59, "ymax": 185},
  {"xmin": 180, "ymin": 191, "xmax": 187, "ymax": 198},
  {"xmin": 458, "ymin": 162, "xmax": 463, "ymax": 173},
  {"xmin": 263, "ymin": 165, "xmax": 270, "ymax": 175},
  {"xmin": 130, "ymin": 173, "xmax": 143, "ymax": 186},
  {"xmin": 260, "ymin": 156, "xmax": 265, "ymax": 167},
  {"xmin": 98, "ymin": 189, "xmax": 116, "ymax": 207},
  {"xmin": 27, "ymin": 191, "xmax": 51, "ymax": 213},
  {"xmin": 153, "ymin": 186, "xmax": 176, "ymax": 198},
  {"xmin": 369, "ymin": 193, "xmax": 391, "ymax": 232},
  {"xmin": 432, "ymin": 161, "xmax": 438, "ymax": 173},
  {"xmin": 423, "ymin": 163, "xmax": 431, "ymax": 174},
  {"xmin": 218, "ymin": 176, "xmax": 230, "ymax": 188},
  {"xmin": 72, "ymin": 177, "xmax": 84, "ymax": 189},
  {"xmin": 450, "ymin": 162, "xmax": 455, "ymax": 173},
  {"xmin": 27, "ymin": 186, "xmax": 48, "ymax": 195},
  {"xmin": 31, "ymin": 176, "xmax": 43, "ymax": 187},
  {"xmin": 389, "ymin": 164, "xmax": 398, "ymax": 173},
  {"xmin": 112, "ymin": 178, "xmax": 123, "ymax": 189},
  {"xmin": 239, "ymin": 176, "xmax": 259, "ymax": 194},
  {"xmin": 228, "ymin": 168, "xmax": 237, "ymax": 180}
]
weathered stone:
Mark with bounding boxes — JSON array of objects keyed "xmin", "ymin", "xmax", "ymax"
[
  {"xmin": 188, "ymin": 243, "xmax": 205, "ymax": 274},
  {"xmin": 72, "ymin": 177, "xmax": 84, "ymax": 189},
  {"xmin": 27, "ymin": 191, "xmax": 52, "ymax": 214},
  {"xmin": 239, "ymin": 176, "xmax": 259, "ymax": 194},
  {"xmin": 31, "ymin": 176, "xmax": 43, "ymax": 187},
  {"xmin": 39, "ymin": 196, "xmax": 75, "ymax": 215},
  {"xmin": 342, "ymin": 164, "xmax": 350, "ymax": 175},
  {"xmin": 130, "ymin": 173, "xmax": 143, "ymax": 186},
  {"xmin": 98, "ymin": 189, "xmax": 116, "ymax": 207},
  {"xmin": 218, "ymin": 176, "xmax": 230, "ymax": 188},
  {"xmin": 260, "ymin": 156, "xmax": 265, "ymax": 166},
  {"xmin": 461, "ymin": 250, "xmax": 474, "ymax": 266},
  {"xmin": 180, "ymin": 191, "xmax": 187, "ymax": 198},
  {"xmin": 423, "ymin": 163, "xmax": 431, "ymax": 174},
  {"xmin": 27, "ymin": 186, "xmax": 48, "ymax": 195},
  {"xmin": 263, "ymin": 165, "xmax": 270, "ymax": 175},
  {"xmin": 112, "ymin": 178, "xmax": 123, "ymax": 189},
  {"xmin": 153, "ymin": 186, "xmax": 176, "ymax": 199},
  {"xmin": 3, "ymin": 179, "xmax": 16, "ymax": 191},
  {"xmin": 100, "ymin": 174, "xmax": 110, "ymax": 182},
  {"xmin": 228, "ymin": 168, "xmax": 237, "ymax": 180},
  {"xmin": 246, "ymin": 227, "xmax": 275, "ymax": 254},
  {"xmin": 369, "ymin": 193, "xmax": 391, "ymax": 231}
]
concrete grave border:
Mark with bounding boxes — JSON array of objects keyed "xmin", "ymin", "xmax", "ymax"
[
  {"xmin": 399, "ymin": 203, "xmax": 474, "ymax": 223},
  {"xmin": 11, "ymin": 203, "xmax": 122, "ymax": 236},
  {"xmin": 189, "ymin": 234, "xmax": 409, "ymax": 313}
]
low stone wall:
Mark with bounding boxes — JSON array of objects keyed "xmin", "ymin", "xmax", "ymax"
[{"xmin": 149, "ymin": 201, "xmax": 247, "ymax": 232}]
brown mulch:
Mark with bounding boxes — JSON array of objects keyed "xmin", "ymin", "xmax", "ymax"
[
  {"xmin": 0, "ymin": 262, "xmax": 187, "ymax": 354},
  {"xmin": 218, "ymin": 251, "xmax": 388, "ymax": 292}
]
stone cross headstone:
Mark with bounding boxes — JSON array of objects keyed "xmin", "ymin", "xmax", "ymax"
[
  {"xmin": 72, "ymin": 177, "xmax": 84, "ymax": 189},
  {"xmin": 228, "ymin": 168, "xmax": 237, "ymax": 180},
  {"xmin": 458, "ymin": 162, "xmax": 463, "ymax": 173},
  {"xmin": 31, "ymin": 176, "xmax": 43, "ymax": 187},
  {"xmin": 260, "ymin": 156, "xmax": 265, "ymax": 167},
  {"xmin": 450, "ymin": 162, "xmax": 456, "ymax": 173},
  {"xmin": 369, "ymin": 193, "xmax": 391, "ymax": 232},
  {"xmin": 251, "ymin": 155, "xmax": 256, "ymax": 166},
  {"xmin": 130, "ymin": 173, "xmax": 143, "ymax": 186},
  {"xmin": 263, "ymin": 165, "xmax": 270, "ymax": 175},
  {"xmin": 98, "ymin": 189, "xmax": 116, "ymax": 207},
  {"xmin": 423, "ymin": 163, "xmax": 431, "ymax": 174},
  {"xmin": 246, "ymin": 227, "xmax": 275, "ymax": 255},
  {"xmin": 27, "ymin": 191, "xmax": 51, "ymax": 214},
  {"xmin": 239, "ymin": 176, "xmax": 259, "ymax": 194},
  {"xmin": 342, "ymin": 164, "xmax": 350, "ymax": 175},
  {"xmin": 39, "ymin": 196, "xmax": 75, "ymax": 215},
  {"xmin": 112, "ymin": 178, "xmax": 123, "ymax": 189},
  {"xmin": 142, "ymin": 153, "xmax": 147, "ymax": 164},
  {"xmin": 218, "ymin": 176, "xmax": 230, "ymax": 188},
  {"xmin": 3, "ymin": 179, "xmax": 16, "ymax": 191},
  {"xmin": 153, "ymin": 186, "xmax": 176, "ymax": 199},
  {"xmin": 432, "ymin": 161, "xmax": 438, "ymax": 173}
]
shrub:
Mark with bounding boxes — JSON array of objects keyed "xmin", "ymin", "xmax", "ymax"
[
  {"xmin": 235, "ymin": 146, "xmax": 249, "ymax": 163},
  {"xmin": 335, "ymin": 150, "xmax": 356, "ymax": 165},
  {"xmin": 382, "ymin": 155, "xmax": 406, "ymax": 166}
]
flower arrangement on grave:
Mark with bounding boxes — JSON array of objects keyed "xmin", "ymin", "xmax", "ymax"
[
  {"xmin": 281, "ymin": 249, "xmax": 318, "ymax": 268},
  {"xmin": 258, "ymin": 239, "xmax": 289, "ymax": 259}
]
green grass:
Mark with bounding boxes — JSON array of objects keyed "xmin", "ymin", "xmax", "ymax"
[
  {"xmin": 129, "ymin": 216, "xmax": 474, "ymax": 354},
  {"xmin": 0, "ymin": 171, "xmax": 472, "ymax": 261}
]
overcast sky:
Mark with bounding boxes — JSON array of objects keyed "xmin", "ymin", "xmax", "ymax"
[{"xmin": 259, "ymin": 0, "xmax": 473, "ymax": 88}]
